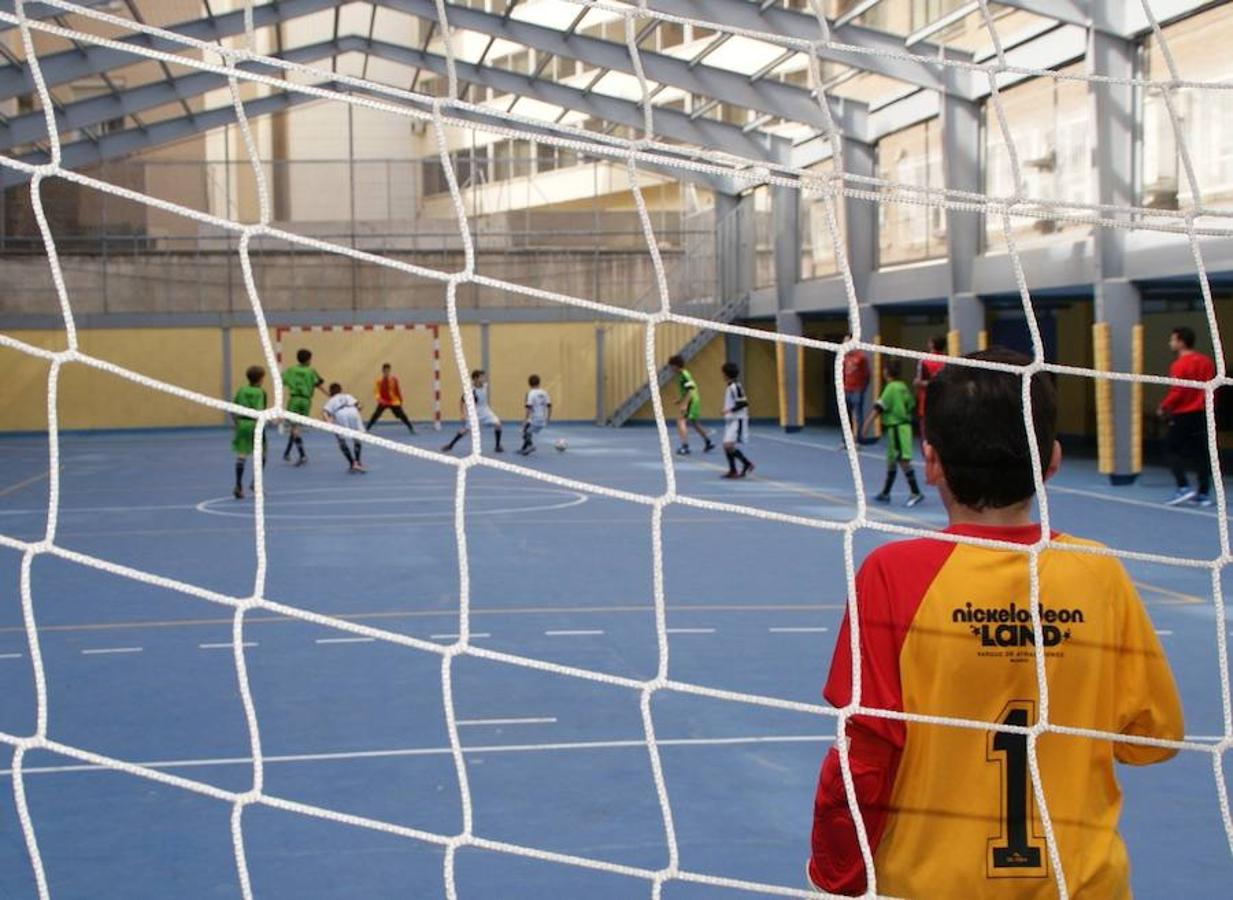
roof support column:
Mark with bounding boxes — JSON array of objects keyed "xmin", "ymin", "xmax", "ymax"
[
  {"xmin": 772, "ymin": 139, "xmax": 804, "ymax": 431},
  {"xmin": 841, "ymin": 140, "xmax": 878, "ymax": 341},
  {"xmin": 941, "ymin": 91, "xmax": 984, "ymax": 355},
  {"xmin": 1090, "ymin": 28, "xmax": 1142, "ymax": 485}
]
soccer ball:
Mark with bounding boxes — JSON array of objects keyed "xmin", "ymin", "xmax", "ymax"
[{"xmin": 554, "ymin": 438, "xmax": 568, "ymax": 452}]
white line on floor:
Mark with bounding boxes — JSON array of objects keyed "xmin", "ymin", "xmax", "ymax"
[
  {"xmin": 198, "ymin": 642, "xmax": 258, "ymax": 650},
  {"xmin": 544, "ymin": 629, "xmax": 604, "ymax": 636},
  {"xmin": 1155, "ymin": 630, "xmax": 1174, "ymax": 636},
  {"xmin": 314, "ymin": 637, "xmax": 376, "ymax": 645},
  {"xmin": 768, "ymin": 626, "xmax": 829, "ymax": 633},
  {"xmin": 430, "ymin": 632, "xmax": 491, "ymax": 640},
  {"xmin": 0, "ymin": 733, "xmax": 837, "ymax": 776},
  {"xmin": 665, "ymin": 628, "xmax": 716, "ymax": 634},
  {"xmin": 456, "ymin": 717, "xmax": 557, "ymax": 727},
  {"xmin": 0, "ymin": 653, "xmax": 23, "ymax": 660},
  {"xmin": 81, "ymin": 647, "xmax": 142, "ymax": 655}
]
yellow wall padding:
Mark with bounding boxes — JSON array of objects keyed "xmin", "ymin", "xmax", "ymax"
[
  {"xmin": 1093, "ymin": 322, "xmax": 1113, "ymax": 475},
  {"xmin": 1, "ymin": 328, "xmax": 225, "ymax": 431},
  {"xmin": 947, "ymin": 329, "xmax": 961, "ymax": 357},
  {"xmin": 772, "ymin": 342, "xmax": 805, "ymax": 428},
  {"xmin": 978, "ymin": 330, "xmax": 989, "ymax": 351},
  {"xmin": 487, "ymin": 322, "xmax": 597, "ymax": 421},
  {"xmin": 1131, "ymin": 323, "xmax": 1144, "ymax": 474}
]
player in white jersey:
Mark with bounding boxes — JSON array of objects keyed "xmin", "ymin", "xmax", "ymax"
[
  {"xmin": 322, "ymin": 383, "xmax": 367, "ymax": 473},
  {"xmin": 518, "ymin": 374, "xmax": 553, "ymax": 455},
  {"xmin": 441, "ymin": 369, "xmax": 504, "ymax": 453},
  {"xmin": 720, "ymin": 362, "xmax": 754, "ymax": 479}
]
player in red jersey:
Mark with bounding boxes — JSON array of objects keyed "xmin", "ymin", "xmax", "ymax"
[
  {"xmin": 809, "ymin": 347, "xmax": 1182, "ymax": 898},
  {"xmin": 912, "ymin": 334, "xmax": 946, "ymax": 435},
  {"xmin": 1158, "ymin": 326, "xmax": 1217, "ymax": 507}
]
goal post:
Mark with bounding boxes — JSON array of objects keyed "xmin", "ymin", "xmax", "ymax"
[{"xmin": 273, "ymin": 323, "xmax": 442, "ymax": 430}]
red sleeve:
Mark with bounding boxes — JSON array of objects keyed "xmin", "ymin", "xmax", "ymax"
[
  {"xmin": 810, "ymin": 541, "xmax": 955, "ymax": 895},
  {"xmin": 1161, "ymin": 354, "xmax": 1215, "ymax": 413}
]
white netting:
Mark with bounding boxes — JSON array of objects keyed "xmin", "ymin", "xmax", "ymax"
[{"xmin": 1, "ymin": 1, "xmax": 1232, "ymax": 898}]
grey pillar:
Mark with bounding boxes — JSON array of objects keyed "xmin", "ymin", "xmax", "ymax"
[
  {"xmin": 941, "ymin": 91, "xmax": 984, "ymax": 354},
  {"xmin": 221, "ymin": 324, "xmax": 232, "ymax": 426},
  {"xmin": 842, "ymin": 141, "xmax": 876, "ymax": 307},
  {"xmin": 595, "ymin": 326, "xmax": 606, "ymax": 425},
  {"xmin": 770, "ymin": 138, "xmax": 804, "ymax": 431},
  {"xmin": 1090, "ymin": 29, "xmax": 1141, "ymax": 485}
]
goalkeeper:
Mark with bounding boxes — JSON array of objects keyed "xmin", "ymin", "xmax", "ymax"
[{"xmin": 809, "ymin": 347, "xmax": 1183, "ymax": 897}]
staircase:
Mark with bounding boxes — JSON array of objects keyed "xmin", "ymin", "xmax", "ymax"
[{"xmin": 604, "ymin": 290, "xmax": 748, "ymax": 427}]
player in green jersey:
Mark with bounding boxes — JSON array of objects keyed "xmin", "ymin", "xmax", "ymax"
[
  {"xmin": 668, "ymin": 354, "xmax": 714, "ymax": 456},
  {"xmin": 862, "ymin": 357, "xmax": 924, "ymax": 507},
  {"xmin": 281, "ymin": 347, "xmax": 327, "ymax": 466},
  {"xmin": 232, "ymin": 365, "xmax": 268, "ymax": 499}
]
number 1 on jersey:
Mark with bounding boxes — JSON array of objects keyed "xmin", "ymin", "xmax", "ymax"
[{"xmin": 987, "ymin": 701, "xmax": 1047, "ymax": 878}]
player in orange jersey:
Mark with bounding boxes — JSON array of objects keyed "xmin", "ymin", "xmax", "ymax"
[
  {"xmin": 366, "ymin": 362, "xmax": 416, "ymax": 435},
  {"xmin": 809, "ymin": 347, "xmax": 1183, "ymax": 898}
]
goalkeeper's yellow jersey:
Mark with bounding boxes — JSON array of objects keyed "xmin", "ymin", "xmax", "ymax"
[{"xmin": 812, "ymin": 523, "xmax": 1184, "ymax": 898}]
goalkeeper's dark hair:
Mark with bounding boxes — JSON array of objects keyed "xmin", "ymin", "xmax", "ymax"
[
  {"xmin": 924, "ymin": 347, "xmax": 1057, "ymax": 510},
  {"xmin": 1172, "ymin": 325, "xmax": 1196, "ymax": 349},
  {"xmin": 296, "ymin": 348, "xmax": 312, "ymax": 365}
]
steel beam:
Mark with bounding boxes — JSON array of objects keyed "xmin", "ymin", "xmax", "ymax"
[
  {"xmin": 1, "ymin": 71, "xmax": 740, "ymax": 194},
  {"xmin": 643, "ymin": 0, "xmax": 970, "ymax": 96},
  {"xmin": 0, "ymin": 39, "xmax": 341, "ymax": 151},
  {"xmin": 380, "ymin": 0, "xmax": 869, "ymax": 140},
  {"xmin": 0, "ymin": 0, "xmax": 340, "ymax": 100},
  {"xmin": 358, "ymin": 35, "xmax": 776, "ymax": 161},
  {"xmin": 0, "ymin": 88, "xmax": 321, "ymax": 187}
]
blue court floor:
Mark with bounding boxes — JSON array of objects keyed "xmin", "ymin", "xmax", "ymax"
[{"xmin": 0, "ymin": 421, "xmax": 1230, "ymax": 898}]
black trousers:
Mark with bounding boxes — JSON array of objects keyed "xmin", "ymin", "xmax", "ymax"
[
  {"xmin": 367, "ymin": 404, "xmax": 414, "ymax": 431},
  {"xmin": 1167, "ymin": 410, "xmax": 1211, "ymax": 495}
]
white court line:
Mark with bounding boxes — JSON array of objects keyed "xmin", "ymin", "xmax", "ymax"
[
  {"xmin": 665, "ymin": 628, "xmax": 716, "ymax": 634},
  {"xmin": 0, "ymin": 653, "xmax": 23, "ymax": 660},
  {"xmin": 199, "ymin": 642, "xmax": 258, "ymax": 650},
  {"xmin": 81, "ymin": 647, "xmax": 142, "ymax": 655},
  {"xmin": 1155, "ymin": 630, "xmax": 1174, "ymax": 636},
  {"xmin": 430, "ymin": 632, "xmax": 491, "ymax": 640},
  {"xmin": 0, "ymin": 733, "xmax": 838, "ymax": 776},
  {"xmin": 545, "ymin": 629, "xmax": 605, "ymax": 636},
  {"xmin": 456, "ymin": 717, "xmax": 557, "ymax": 726},
  {"xmin": 768, "ymin": 627, "xmax": 829, "ymax": 633},
  {"xmin": 315, "ymin": 637, "xmax": 376, "ymax": 645}
]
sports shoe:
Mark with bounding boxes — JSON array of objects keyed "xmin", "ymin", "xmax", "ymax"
[
  {"xmin": 494, "ymin": 446, "xmax": 505, "ymax": 453},
  {"xmin": 721, "ymin": 471, "xmax": 741, "ymax": 479},
  {"xmin": 676, "ymin": 445, "xmax": 691, "ymax": 456},
  {"xmin": 440, "ymin": 444, "xmax": 454, "ymax": 453},
  {"xmin": 1192, "ymin": 493, "xmax": 1215, "ymax": 507},
  {"xmin": 233, "ymin": 486, "xmax": 243, "ymax": 500},
  {"xmin": 353, "ymin": 463, "xmax": 367, "ymax": 474},
  {"xmin": 1167, "ymin": 487, "xmax": 1197, "ymax": 506},
  {"xmin": 741, "ymin": 461, "xmax": 755, "ymax": 477},
  {"xmin": 873, "ymin": 493, "xmax": 890, "ymax": 504},
  {"xmin": 905, "ymin": 493, "xmax": 924, "ymax": 508},
  {"xmin": 703, "ymin": 440, "xmax": 716, "ymax": 453},
  {"xmin": 294, "ymin": 456, "xmax": 308, "ymax": 467}
]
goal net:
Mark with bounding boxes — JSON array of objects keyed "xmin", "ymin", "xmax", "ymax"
[
  {"xmin": 275, "ymin": 324, "xmax": 443, "ymax": 430},
  {"xmin": 0, "ymin": 1, "xmax": 1230, "ymax": 899}
]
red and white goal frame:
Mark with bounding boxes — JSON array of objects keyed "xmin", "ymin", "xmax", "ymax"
[{"xmin": 273, "ymin": 323, "xmax": 442, "ymax": 430}]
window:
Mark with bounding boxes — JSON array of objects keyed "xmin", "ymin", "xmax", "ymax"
[
  {"xmin": 1143, "ymin": 4, "xmax": 1233, "ymax": 218},
  {"xmin": 800, "ymin": 158, "xmax": 848, "ymax": 279},
  {"xmin": 877, "ymin": 117, "xmax": 947, "ymax": 266},
  {"xmin": 983, "ymin": 62, "xmax": 1089, "ymax": 250}
]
